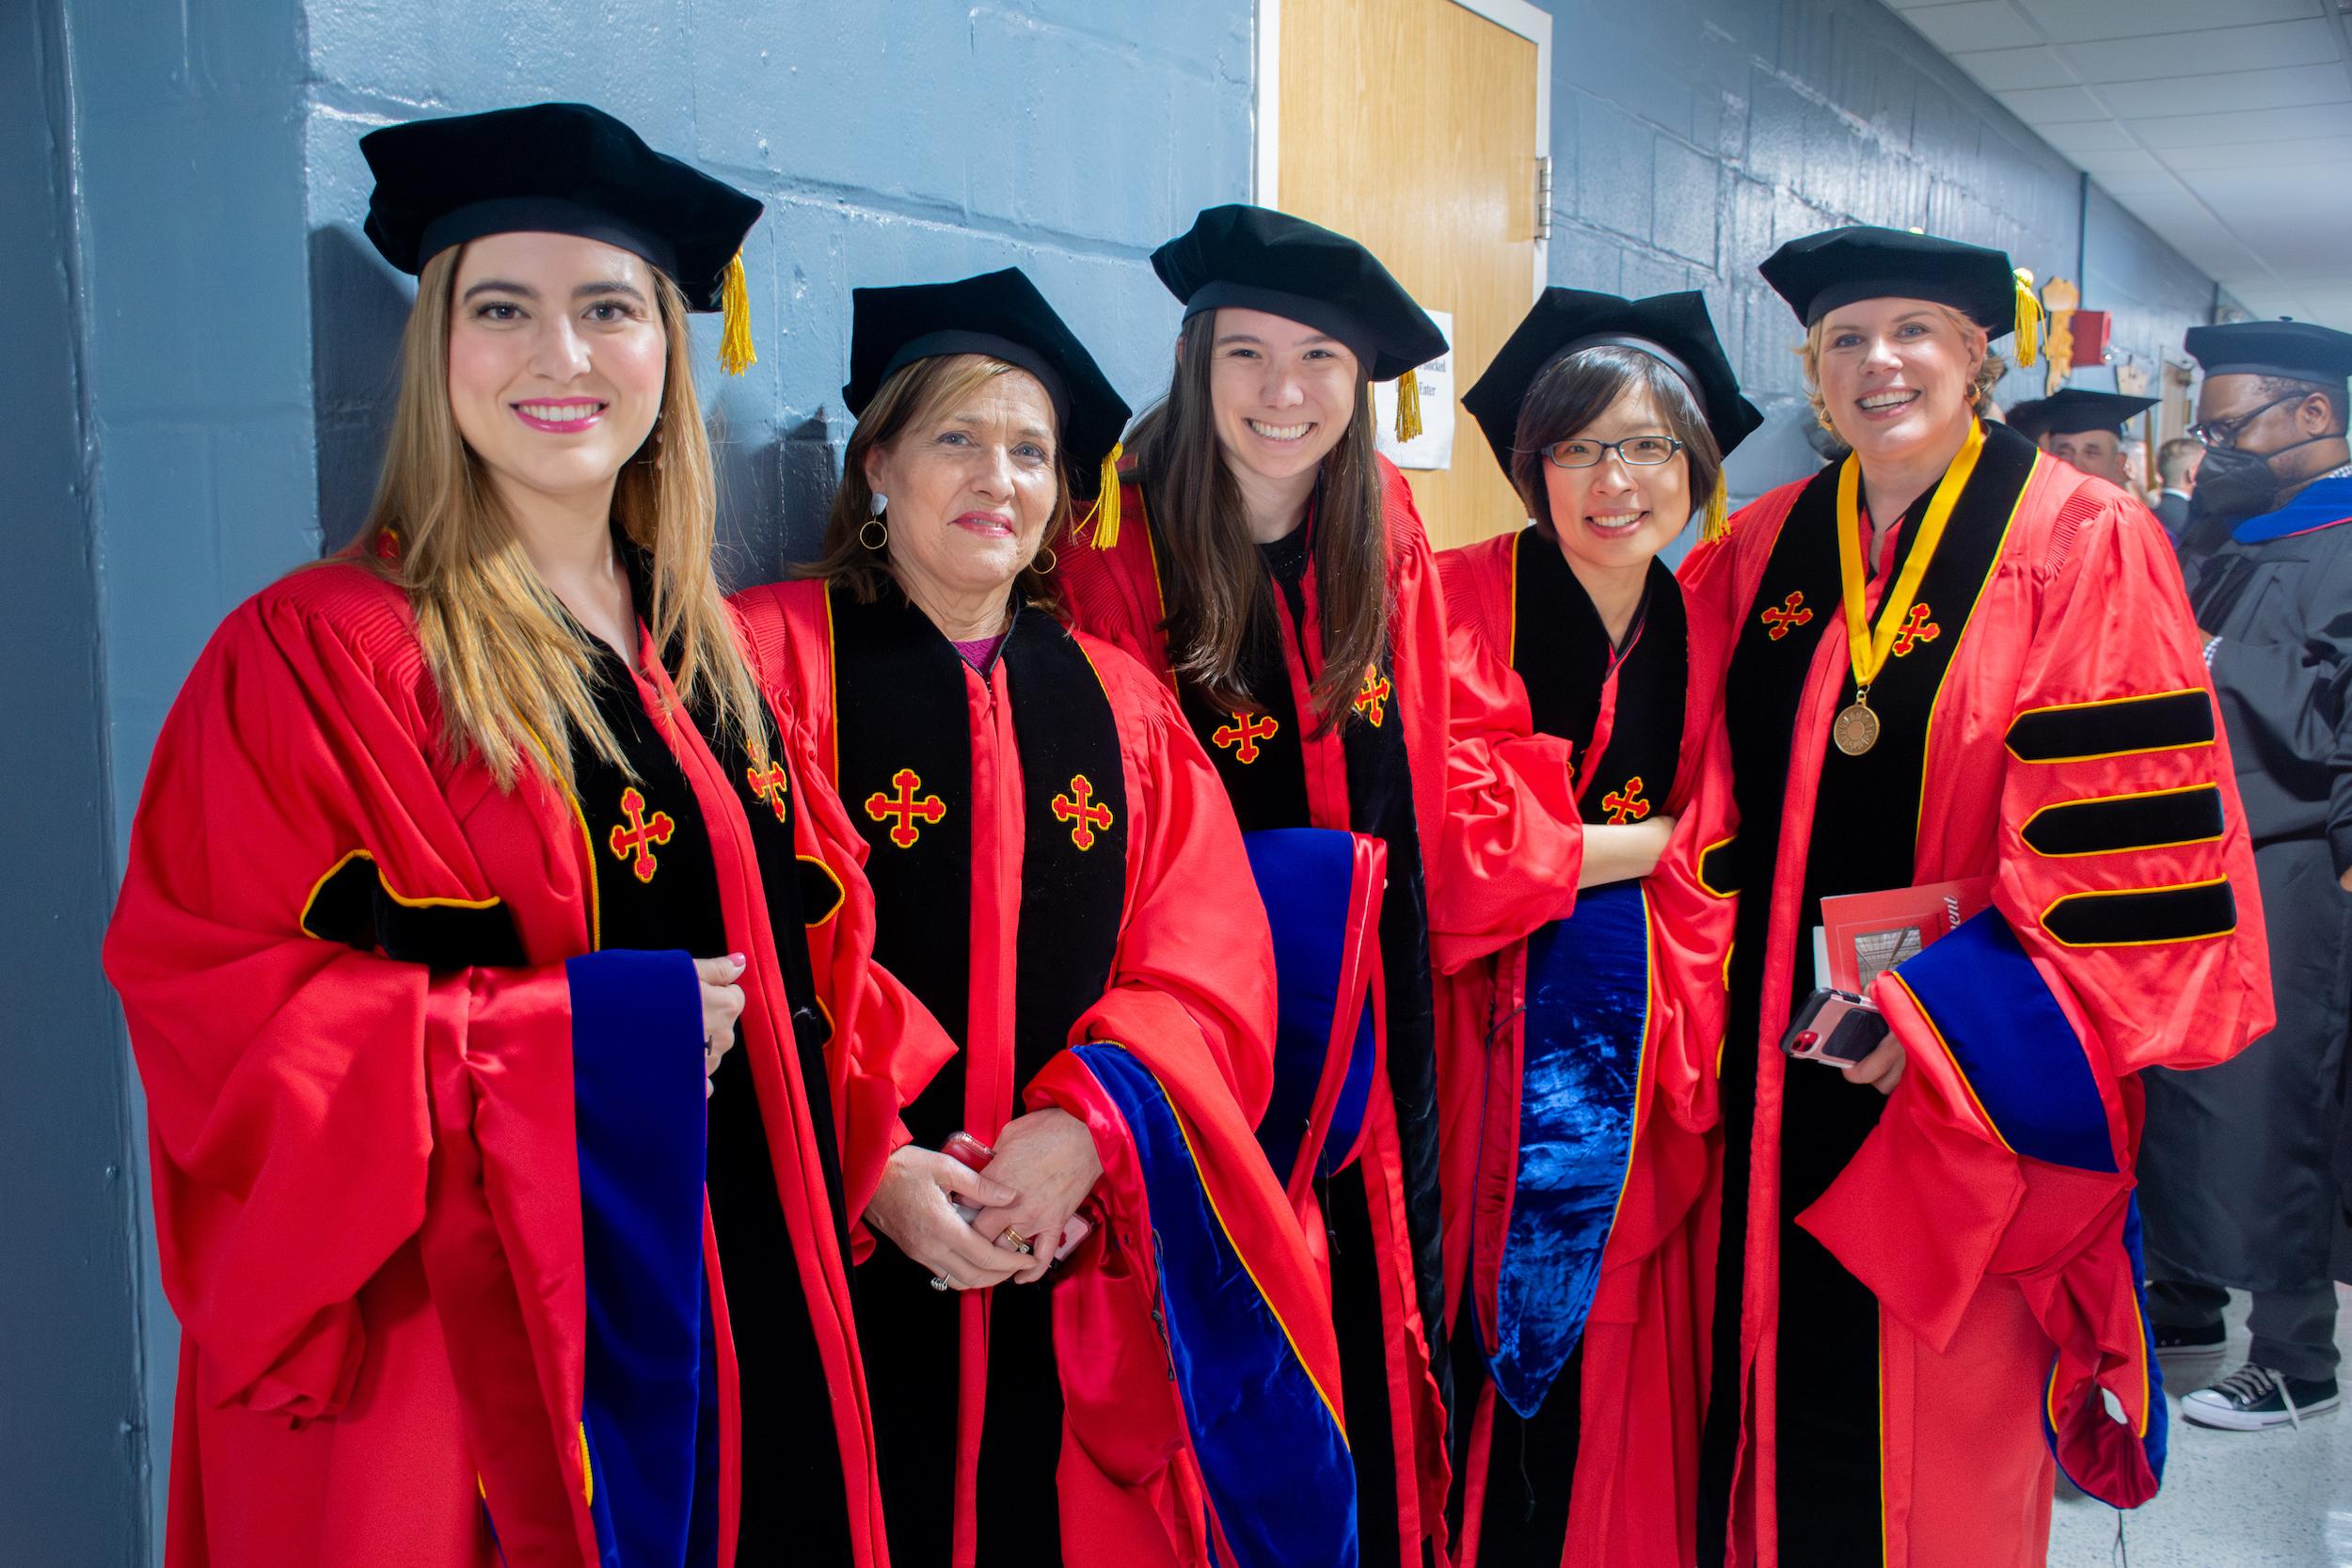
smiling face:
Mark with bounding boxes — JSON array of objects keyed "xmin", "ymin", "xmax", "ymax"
[
  {"xmin": 1203, "ymin": 307, "xmax": 1363, "ymax": 488},
  {"xmin": 861, "ymin": 359, "xmax": 1061, "ymax": 609},
  {"xmin": 446, "ymin": 231, "xmax": 669, "ymax": 512},
  {"xmin": 2047, "ymin": 427, "xmax": 2128, "ymax": 486},
  {"xmin": 1540, "ymin": 382, "xmax": 1692, "ymax": 579},
  {"xmin": 1812, "ymin": 297, "xmax": 1985, "ymax": 467}
]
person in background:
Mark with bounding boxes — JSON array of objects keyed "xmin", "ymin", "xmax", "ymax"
[
  {"xmin": 2039, "ymin": 388, "xmax": 2159, "ymax": 491},
  {"xmin": 102, "ymin": 103, "xmax": 935, "ymax": 1567},
  {"xmin": 1432, "ymin": 288, "xmax": 1749, "ymax": 1568},
  {"xmin": 2153, "ymin": 435, "xmax": 2203, "ymax": 538},
  {"xmin": 2139, "ymin": 316, "xmax": 2352, "ymax": 1432},
  {"xmin": 731, "ymin": 268, "xmax": 1351, "ymax": 1564},
  {"xmin": 1999, "ymin": 394, "xmax": 2052, "ymax": 447},
  {"xmin": 1683, "ymin": 226, "xmax": 2271, "ymax": 1568}
]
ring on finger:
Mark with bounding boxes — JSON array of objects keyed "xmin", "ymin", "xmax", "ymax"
[
  {"xmin": 1000, "ymin": 1227, "xmax": 1034, "ymax": 1256},
  {"xmin": 928, "ymin": 1274, "xmax": 951, "ymax": 1291}
]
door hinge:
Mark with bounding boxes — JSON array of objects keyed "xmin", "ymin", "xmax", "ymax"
[{"xmin": 1534, "ymin": 155, "xmax": 1554, "ymax": 244}]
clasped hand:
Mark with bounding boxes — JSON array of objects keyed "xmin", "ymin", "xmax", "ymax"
[{"xmin": 866, "ymin": 1109, "xmax": 1103, "ymax": 1290}]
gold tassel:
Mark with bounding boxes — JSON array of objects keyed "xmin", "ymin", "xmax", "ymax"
[
  {"xmin": 2010, "ymin": 268, "xmax": 2043, "ymax": 369},
  {"xmin": 1394, "ymin": 368, "xmax": 1423, "ymax": 444},
  {"xmin": 1087, "ymin": 441, "xmax": 1124, "ymax": 549},
  {"xmin": 1700, "ymin": 474, "xmax": 1731, "ymax": 544},
  {"xmin": 719, "ymin": 253, "xmax": 755, "ymax": 376}
]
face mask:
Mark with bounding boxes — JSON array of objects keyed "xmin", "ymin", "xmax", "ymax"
[{"xmin": 2186, "ymin": 444, "xmax": 2280, "ymax": 531}]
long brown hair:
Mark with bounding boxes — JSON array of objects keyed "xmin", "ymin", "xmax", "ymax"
[
  {"xmin": 804, "ymin": 353, "xmax": 1073, "ymax": 614},
  {"xmin": 353, "ymin": 246, "xmax": 766, "ymax": 791},
  {"xmin": 1126, "ymin": 310, "xmax": 1390, "ymax": 733}
]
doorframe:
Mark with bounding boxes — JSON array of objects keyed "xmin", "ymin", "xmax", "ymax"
[{"xmin": 1251, "ymin": 0, "xmax": 1552, "ymax": 301}]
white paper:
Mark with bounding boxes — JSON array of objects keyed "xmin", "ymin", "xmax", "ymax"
[{"xmin": 1374, "ymin": 308, "xmax": 1454, "ymax": 471}]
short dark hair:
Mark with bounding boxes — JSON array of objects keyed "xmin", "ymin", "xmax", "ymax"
[
  {"xmin": 2257, "ymin": 374, "xmax": 2347, "ymax": 432},
  {"xmin": 2157, "ymin": 436, "xmax": 2201, "ymax": 484},
  {"xmin": 1509, "ymin": 345, "xmax": 1724, "ymax": 537}
]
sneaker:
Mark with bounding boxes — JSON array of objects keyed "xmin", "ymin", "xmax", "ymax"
[
  {"xmin": 2153, "ymin": 1319, "xmax": 2227, "ymax": 1360},
  {"xmin": 2181, "ymin": 1364, "xmax": 2341, "ymax": 1431}
]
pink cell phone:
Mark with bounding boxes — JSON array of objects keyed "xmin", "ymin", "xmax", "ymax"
[{"xmin": 942, "ymin": 1130, "xmax": 1091, "ymax": 1261}]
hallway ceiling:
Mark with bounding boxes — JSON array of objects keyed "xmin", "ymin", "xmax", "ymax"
[{"xmin": 1890, "ymin": 0, "xmax": 2352, "ymax": 331}]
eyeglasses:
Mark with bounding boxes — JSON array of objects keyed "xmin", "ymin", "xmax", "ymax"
[
  {"xmin": 1543, "ymin": 436, "xmax": 1686, "ymax": 469},
  {"xmin": 2188, "ymin": 393, "xmax": 2301, "ymax": 450}
]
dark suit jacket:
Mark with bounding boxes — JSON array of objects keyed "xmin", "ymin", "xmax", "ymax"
[{"xmin": 2153, "ymin": 489, "xmax": 2190, "ymax": 537}]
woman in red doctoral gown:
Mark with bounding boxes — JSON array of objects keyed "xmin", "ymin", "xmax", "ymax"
[
  {"xmin": 1683, "ymin": 226, "xmax": 2274, "ymax": 1568},
  {"xmin": 732, "ymin": 267, "xmax": 1351, "ymax": 1568},
  {"xmin": 102, "ymin": 103, "xmax": 938, "ymax": 1567},
  {"xmin": 1431, "ymin": 288, "xmax": 1753, "ymax": 1568}
]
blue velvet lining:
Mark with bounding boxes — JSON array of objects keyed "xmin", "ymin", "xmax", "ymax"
[
  {"xmin": 1071, "ymin": 1043, "xmax": 1358, "ymax": 1568},
  {"xmin": 566, "ymin": 949, "xmax": 720, "ymax": 1567},
  {"xmin": 1892, "ymin": 911, "xmax": 2115, "ymax": 1173},
  {"xmin": 1242, "ymin": 829, "xmax": 1377, "ymax": 1181},
  {"xmin": 1488, "ymin": 881, "xmax": 1651, "ymax": 1419}
]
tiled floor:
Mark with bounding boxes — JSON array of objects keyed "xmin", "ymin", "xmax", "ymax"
[{"xmin": 2049, "ymin": 1285, "xmax": 2352, "ymax": 1567}]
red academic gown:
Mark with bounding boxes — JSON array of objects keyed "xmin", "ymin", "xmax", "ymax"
[
  {"xmin": 1059, "ymin": 456, "xmax": 1586, "ymax": 1568},
  {"xmin": 1677, "ymin": 421, "xmax": 2275, "ymax": 1568},
  {"xmin": 731, "ymin": 578, "xmax": 1353, "ymax": 1568},
  {"xmin": 1431, "ymin": 529, "xmax": 1737, "ymax": 1568},
  {"xmin": 103, "ymin": 556, "xmax": 942, "ymax": 1568}
]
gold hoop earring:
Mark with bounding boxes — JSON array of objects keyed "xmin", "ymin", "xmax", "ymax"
[
  {"xmin": 858, "ymin": 518, "xmax": 887, "ymax": 551},
  {"xmin": 1033, "ymin": 544, "xmax": 1058, "ymax": 575}
]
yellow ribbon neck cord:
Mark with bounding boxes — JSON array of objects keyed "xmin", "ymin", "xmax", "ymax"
[
  {"xmin": 1087, "ymin": 442, "xmax": 1124, "ymax": 549},
  {"xmin": 1701, "ymin": 474, "xmax": 1731, "ymax": 544},
  {"xmin": 1834, "ymin": 416, "xmax": 1985, "ymax": 694},
  {"xmin": 719, "ymin": 253, "xmax": 755, "ymax": 376},
  {"xmin": 2010, "ymin": 269, "xmax": 2043, "ymax": 369},
  {"xmin": 1395, "ymin": 368, "xmax": 1423, "ymax": 444}
]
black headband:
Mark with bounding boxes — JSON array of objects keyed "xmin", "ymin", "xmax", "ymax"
[
  {"xmin": 418, "ymin": 197, "xmax": 680, "ymax": 277},
  {"xmin": 1549, "ymin": 332, "xmax": 1707, "ymax": 412}
]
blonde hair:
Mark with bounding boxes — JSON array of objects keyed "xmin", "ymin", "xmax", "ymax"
[
  {"xmin": 805, "ymin": 353, "xmax": 1073, "ymax": 612},
  {"xmin": 1797, "ymin": 305, "xmax": 2009, "ymax": 436},
  {"xmin": 353, "ymin": 246, "xmax": 766, "ymax": 791}
]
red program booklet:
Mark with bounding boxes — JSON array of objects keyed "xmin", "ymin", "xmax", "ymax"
[{"xmin": 1816, "ymin": 875, "xmax": 1995, "ymax": 993}]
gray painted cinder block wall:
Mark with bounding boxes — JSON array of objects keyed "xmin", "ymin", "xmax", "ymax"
[
  {"xmin": 15, "ymin": 4, "xmax": 2227, "ymax": 1562},
  {"xmin": 1529, "ymin": 0, "xmax": 2221, "ymax": 501}
]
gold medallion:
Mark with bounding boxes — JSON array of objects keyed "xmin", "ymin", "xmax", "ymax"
[{"xmin": 1833, "ymin": 701, "xmax": 1881, "ymax": 756}]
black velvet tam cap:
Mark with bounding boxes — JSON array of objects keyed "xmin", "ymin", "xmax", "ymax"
[
  {"xmin": 361, "ymin": 103, "xmax": 762, "ymax": 315},
  {"xmin": 2185, "ymin": 319, "xmax": 2352, "ymax": 386},
  {"xmin": 1462, "ymin": 289, "xmax": 1763, "ymax": 479},
  {"xmin": 843, "ymin": 267, "xmax": 1131, "ymax": 500},
  {"xmin": 1760, "ymin": 226, "xmax": 2038, "ymax": 361},
  {"xmin": 2038, "ymin": 388, "xmax": 2159, "ymax": 437},
  {"xmin": 1151, "ymin": 204, "xmax": 1446, "ymax": 382}
]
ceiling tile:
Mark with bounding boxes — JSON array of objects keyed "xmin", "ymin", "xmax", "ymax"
[
  {"xmin": 2134, "ymin": 102, "xmax": 2352, "ymax": 148},
  {"xmin": 2160, "ymin": 135, "xmax": 2352, "ymax": 170},
  {"xmin": 2011, "ymin": 0, "xmax": 2322, "ymax": 45},
  {"xmin": 2098, "ymin": 64, "xmax": 2352, "ymax": 121},
  {"xmin": 1951, "ymin": 44, "xmax": 2077, "ymax": 91},
  {"xmin": 1899, "ymin": 2, "xmax": 2043, "ymax": 54},
  {"xmin": 1997, "ymin": 83, "xmax": 2111, "ymax": 123},
  {"xmin": 2036, "ymin": 119, "xmax": 2142, "ymax": 154},
  {"xmin": 2062, "ymin": 19, "xmax": 2342, "ymax": 82}
]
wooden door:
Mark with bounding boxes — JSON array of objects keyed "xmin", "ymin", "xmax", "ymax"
[{"xmin": 1276, "ymin": 0, "xmax": 1540, "ymax": 550}]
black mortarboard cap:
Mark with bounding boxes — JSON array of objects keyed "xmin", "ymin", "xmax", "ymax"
[
  {"xmin": 2185, "ymin": 318, "xmax": 2352, "ymax": 386},
  {"xmin": 2001, "ymin": 397, "xmax": 2052, "ymax": 439},
  {"xmin": 1152, "ymin": 205, "xmax": 1446, "ymax": 385},
  {"xmin": 2037, "ymin": 388, "xmax": 2158, "ymax": 437},
  {"xmin": 1759, "ymin": 226, "xmax": 2042, "ymax": 365},
  {"xmin": 361, "ymin": 103, "xmax": 764, "ymax": 370},
  {"xmin": 844, "ymin": 268, "xmax": 1132, "ymax": 513}
]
